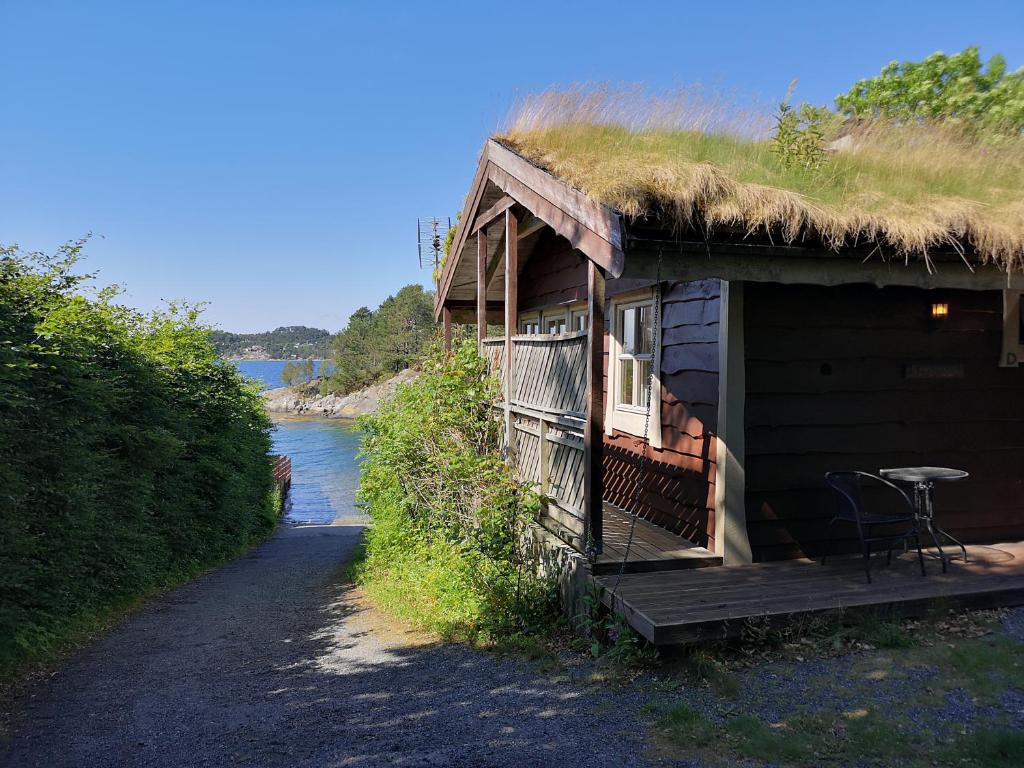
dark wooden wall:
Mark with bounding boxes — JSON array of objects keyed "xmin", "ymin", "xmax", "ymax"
[
  {"xmin": 744, "ymin": 283, "xmax": 1024, "ymax": 561},
  {"xmin": 517, "ymin": 231, "xmax": 588, "ymax": 312}
]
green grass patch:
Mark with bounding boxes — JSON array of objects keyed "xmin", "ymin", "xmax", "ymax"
[
  {"xmin": 935, "ymin": 636, "xmax": 1024, "ymax": 702},
  {"xmin": 948, "ymin": 728, "xmax": 1024, "ymax": 768},
  {"xmin": 653, "ymin": 703, "xmax": 716, "ymax": 748},
  {"xmin": 726, "ymin": 715, "xmax": 813, "ymax": 764}
]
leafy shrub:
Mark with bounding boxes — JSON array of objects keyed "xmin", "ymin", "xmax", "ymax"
[
  {"xmin": 353, "ymin": 339, "xmax": 556, "ymax": 641},
  {"xmin": 771, "ymin": 98, "xmax": 834, "ymax": 170},
  {"xmin": 836, "ymin": 46, "xmax": 1024, "ymax": 133},
  {"xmin": 0, "ymin": 241, "xmax": 277, "ymax": 677}
]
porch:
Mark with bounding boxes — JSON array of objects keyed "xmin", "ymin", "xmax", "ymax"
[
  {"xmin": 480, "ymin": 331, "xmax": 719, "ymax": 574},
  {"xmin": 599, "ymin": 542, "xmax": 1024, "ymax": 645}
]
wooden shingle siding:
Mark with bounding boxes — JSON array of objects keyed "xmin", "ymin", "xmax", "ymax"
[
  {"xmin": 743, "ymin": 283, "xmax": 1024, "ymax": 562},
  {"xmin": 603, "ymin": 279, "xmax": 722, "ymax": 551}
]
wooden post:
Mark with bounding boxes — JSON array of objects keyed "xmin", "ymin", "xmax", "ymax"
[
  {"xmin": 714, "ymin": 281, "xmax": 753, "ymax": 565},
  {"xmin": 584, "ymin": 259, "xmax": 605, "ymax": 555},
  {"xmin": 504, "ymin": 209, "xmax": 518, "ymax": 451},
  {"xmin": 442, "ymin": 306, "xmax": 452, "ymax": 353},
  {"xmin": 477, "ymin": 230, "xmax": 487, "ymax": 347}
]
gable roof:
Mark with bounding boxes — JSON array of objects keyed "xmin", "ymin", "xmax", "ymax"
[{"xmin": 434, "ymin": 139, "xmax": 624, "ymax": 318}]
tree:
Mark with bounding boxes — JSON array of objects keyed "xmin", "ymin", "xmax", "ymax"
[
  {"xmin": 835, "ymin": 47, "xmax": 1024, "ymax": 131},
  {"xmin": 280, "ymin": 358, "xmax": 315, "ymax": 387},
  {"xmin": 321, "ymin": 285, "xmax": 436, "ymax": 395}
]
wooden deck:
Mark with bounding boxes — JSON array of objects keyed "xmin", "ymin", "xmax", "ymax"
[
  {"xmin": 597, "ymin": 542, "xmax": 1024, "ymax": 645},
  {"xmin": 593, "ymin": 503, "xmax": 722, "ymax": 575}
]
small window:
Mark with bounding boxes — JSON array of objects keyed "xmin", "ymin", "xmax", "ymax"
[
  {"xmin": 570, "ymin": 309, "xmax": 588, "ymax": 331},
  {"xmin": 519, "ymin": 313, "xmax": 540, "ymax": 335},
  {"xmin": 615, "ymin": 301, "xmax": 655, "ymax": 410},
  {"xmin": 544, "ymin": 313, "xmax": 568, "ymax": 334}
]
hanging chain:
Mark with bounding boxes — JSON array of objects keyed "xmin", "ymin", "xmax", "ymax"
[{"xmin": 610, "ymin": 246, "xmax": 663, "ymax": 596}]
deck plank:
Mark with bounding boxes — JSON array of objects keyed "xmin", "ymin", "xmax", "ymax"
[
  {"xmin": 593, "ymin": 503, "xmax": 721, "ymax": 574},
  {"xmin": 596, "ymin": 542, "xmax": 1024, "ymax": 644}
]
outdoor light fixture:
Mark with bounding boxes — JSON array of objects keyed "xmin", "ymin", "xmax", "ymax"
[{"xmin": 930, "ymin": 302, "xmax": 950, "ymax": 320}]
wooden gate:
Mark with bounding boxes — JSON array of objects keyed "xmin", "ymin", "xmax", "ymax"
[{"xmin": 482, "ymin": 331, "xmax": 589, "ymax": 548}]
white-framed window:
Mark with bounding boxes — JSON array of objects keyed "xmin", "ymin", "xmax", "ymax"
[
  {"xmin": 1002, "ymin": 290, "xmax": 1024, "ymax": 367},
  {"xmin": 570, "ymin": 307, "xmax": 588, "ymax": 331},
  {"xmin": 519, "ymin": 307, "xmax": 588, "ymax": 335},
  {"xmin": 519, "ymin": 313, "xmax": 540, "ymax": 335},
  {"xmin": 605, "ymin": 288, "xmax": 662, "ymax": 447},
  {"xmin": 544, "ymin": 311, "xmax": 568, "ymax": 334}
]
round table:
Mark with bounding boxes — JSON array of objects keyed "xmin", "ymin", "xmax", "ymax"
[{"xmin": 879, "ymin": 467, "xmax": 969, "ymax": 570}]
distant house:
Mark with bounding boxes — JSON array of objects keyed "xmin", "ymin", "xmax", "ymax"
[{"xmin": 434, "ymin": 133, "xmax": 1024, "ymax": 642}]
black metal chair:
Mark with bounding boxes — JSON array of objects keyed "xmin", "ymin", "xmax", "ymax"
[{"xmin": 823, "ymin": 471, "xmax": 926, "ymax": 584}]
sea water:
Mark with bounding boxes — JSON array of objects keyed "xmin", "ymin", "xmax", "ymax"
[{"xmin": 234, "ymin": 360, "xmax": 364, "ymax": 525}]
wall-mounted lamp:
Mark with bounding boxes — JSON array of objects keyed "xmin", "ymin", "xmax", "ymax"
[{"xmin": 930, "ymin": 302, "xmax": 950, "ymax": 320}]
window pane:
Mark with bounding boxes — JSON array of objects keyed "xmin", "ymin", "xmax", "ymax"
[
  {"xmin": 619, "ymin": 359, "xmax": 634, "ymax": 405},
  {"xmin": 637, "ymin": 305, "xmax": 653, "ymax": 354},
  {"xmin": 638, "ymin": 359, "xmax": 652, "ymax": 408},
  {"xmin": 575, "ymin": 314, "xmax": 588, "ymax": 331},
  {"xmin": 620, "ymin": 307, "xmax": 636, "ymax": 354},
  {"xmin": 547, "ymin": 317, "xmax": 566, "ymax": 334}
]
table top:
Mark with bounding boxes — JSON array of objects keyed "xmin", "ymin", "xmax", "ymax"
[{"xmin": 880, "ymin": 466, "xmax": 970, "ymax": 483}]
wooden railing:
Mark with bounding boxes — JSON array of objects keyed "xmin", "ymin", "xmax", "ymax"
[
  {"xmin": 270, "ymin": 454, "xmax": 292, "ymax": 499},
  {"xmin": 482, "ymin": 332, "xmax": 589, "ymax": 549}
]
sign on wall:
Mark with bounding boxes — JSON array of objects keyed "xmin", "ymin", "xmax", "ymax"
[{"xmin": 1002, "ymin": 290, "xmax": 1024, "ymax": 368}]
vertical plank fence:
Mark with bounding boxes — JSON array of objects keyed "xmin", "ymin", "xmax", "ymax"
[{"xmin": 482, "ymin": 331, "xmax": 589, "ymax": 549}]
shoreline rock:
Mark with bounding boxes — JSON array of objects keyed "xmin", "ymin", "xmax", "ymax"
[{"xmin": 263, "ymin": 368, "xmax": 417, "ymax": 419}]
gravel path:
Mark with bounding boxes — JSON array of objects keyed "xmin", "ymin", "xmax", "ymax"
[{"xmin": 0, "ymin": 523, "xmax": 653, "ymax": 768}]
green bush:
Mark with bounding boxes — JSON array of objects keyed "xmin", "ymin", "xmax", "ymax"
[
  {"xmin": 0, "ymin": 241, "xmax": 278, "ymax": 677},
  {"xmin": 353, "ymin": 339, "xmax": 556, "ymax": 642}
]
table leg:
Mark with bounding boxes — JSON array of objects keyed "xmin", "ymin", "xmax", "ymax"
[
  {"xmin": 921, "ymin": 482, "xmax": 949, "ymax": 573},
  {"xmin": 926, "ymin": 481, "xmax": 969, "ymax": 565}
]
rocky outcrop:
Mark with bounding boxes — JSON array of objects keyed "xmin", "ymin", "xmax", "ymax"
[{"xmin": 263, "ymin": 368, "xmax": 418, "ymax": 419}]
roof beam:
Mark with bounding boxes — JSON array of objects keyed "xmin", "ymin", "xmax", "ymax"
[
  {"xmin": 471, "ymin": 195, "xmax": 516, "ymax": 234},
  {"xmin": 623, "ymin": 242, "xmax": 1024, "ymax": 291}
]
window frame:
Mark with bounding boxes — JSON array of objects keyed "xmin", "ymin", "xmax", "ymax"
[
  {"xmin": 519, "ymin": 312, "xmax": 540, "ymax": 335},
  {"xmin": 604, "ymin": 288, "xmax": 662, "ymax": 447},
  {"xmin": 543, "ymin": 310, "xmax": 568, "ymax": 335},
  {"xmin": 569, "ymin": 306, "xmax": 589, "ymax": 332}
]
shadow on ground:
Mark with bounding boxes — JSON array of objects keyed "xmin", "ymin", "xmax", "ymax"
[{"xmin": 1, "ymin": 524, "xmax": 653, "ymax": 768}]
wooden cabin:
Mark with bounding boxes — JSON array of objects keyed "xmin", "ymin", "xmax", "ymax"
[{"xmin": 435, "ymin": 138, "xmax": 1024, "ymax": 642}]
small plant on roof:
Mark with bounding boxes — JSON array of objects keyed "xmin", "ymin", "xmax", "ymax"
[{"xmin": 771, "ymin": 82, "xmax": 833, "ymax": 170}]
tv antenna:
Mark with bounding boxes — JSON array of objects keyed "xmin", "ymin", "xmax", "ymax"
[{"xmin": 417, "ymin": 216, "xmax": 452, "ymax": 271}]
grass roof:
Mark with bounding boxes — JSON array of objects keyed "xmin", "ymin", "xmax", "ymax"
[{"xmin": 496, "ymin": 88, "xmax": 1024, "ymax": 272}]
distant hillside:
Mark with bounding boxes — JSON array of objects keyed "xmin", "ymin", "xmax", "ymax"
[{"xmin": 211, "ymin": 326, "xmax": 332, "ymax": 359}]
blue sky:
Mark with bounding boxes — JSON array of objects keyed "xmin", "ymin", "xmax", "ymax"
[{"xmin": 2, "ymin": 1, "xmax": 1022, "ymax": 332}]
